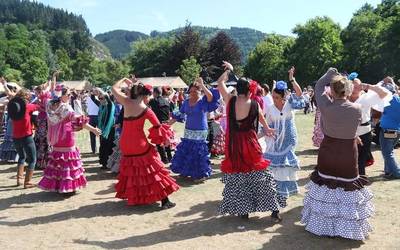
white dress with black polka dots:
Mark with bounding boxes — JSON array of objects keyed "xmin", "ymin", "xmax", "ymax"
[{"xmin": 301, "ymin": 181, "xmax": 374, "ymax": 240}]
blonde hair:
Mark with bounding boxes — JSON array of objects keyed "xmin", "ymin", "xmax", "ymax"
[
  {"xmin": 15, "ymin": 88, "xmax": 31, "ymax": 102},
  {"xmin": 330, "ymin": 75, "xmax": 353, "ymax": 98}
]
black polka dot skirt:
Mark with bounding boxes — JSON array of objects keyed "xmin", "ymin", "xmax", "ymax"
[{"xmin": 218, "ymin": 170, "xmax": 287, "ymax": 216}]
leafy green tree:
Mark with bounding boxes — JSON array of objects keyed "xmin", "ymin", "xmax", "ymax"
[
  {"xmin": 289, "ymin": 16, "xmax": 343, "ymax": 84},
  {"xmin": 129, "ymin": 37, "xmax": 174, "ymax": 77},
  {"xmin": 203, "ymin": 31, "xmax": 241, "ymax": 80},
  {"xmin": 72, "ymin": 50, "xmax": 95, "ymax": 81},
  {"xmin": 245, "ymin": 34, "xmax": 294, "ymax": 83},
  {"xmin": 55, "ymin": 48, "xmax": 73, "ymax": 80},
  {"xmin": 341, "ymin": 5, "xmax": 387, "ymax": 82},
  {"xmin": 178, "ymin": 56, "xmax": 202, "ymax": 84},
  {"xmin": 169, "ymin": 23, "xmax": 204, "ymax": 73},
  {"xmin": 21, "ymin": 57, "xmax": 49, "ymax": 87},
  {"xmin": 3, "ymin": 68, "xmax": 23, "ymax": 83}
]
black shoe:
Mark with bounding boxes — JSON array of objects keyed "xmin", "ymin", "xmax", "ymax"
[
  {"xmin": 239, "ymin": 214, "xmax": 249, "ymax": 220},
  {"xmin": 271, "ymin": 211, "xmax": 282, "ymax": 222},
  {"xmin": 161, "ymin": 198, "xmax": 176, "ymax": 210}
]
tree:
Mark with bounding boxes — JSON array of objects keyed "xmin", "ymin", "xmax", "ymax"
[
  {"xmin": 178, "ymin": 56, "xmax": 202, "ymax": 84},
  {"xmin": 129, "ymin": 37, "xmax": 174, "ymax": 77},
  {"xmin": 203, "ymin": 32, "xmax": 241, "ymax": 80},
  {"xmin": 168, "ymin": 23, "xmax": 204, "ymax": 73},
  {"xmin": 289, "ymin": 16, "xmax": 343, "ymax": 84},
  {"xmin": 3, "ymin": 68, "xmax": 23, "ymax": 83},
  {"xmin": 55, "ymin": 48, "xmax": 73, "ymax": 80},
  {"xmin": 92, "ymin": 59, "xmax": 129, "ymax": 85},
  {"xmin": 72, "ymin": 50, "xmax": 95, "ymax": 81},
  {"xmin": 21, "ymin": 57, "xmax": 49, "ymax": 87},
  {"xmin": 245, "ymin": 34, "xmax": 294, "ymax": 83},
  {"xmin": 341, "ymin": 5, "xmax": 387, "ymax": 82}
]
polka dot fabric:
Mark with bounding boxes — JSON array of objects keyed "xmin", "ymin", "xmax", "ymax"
[
  {"xmin": 218, "ymin": 170, "xmax": 287, "ymax": 216},
  {"xmin": 301, "ymin": 181, "xmax": 374, "ymax": 240}
]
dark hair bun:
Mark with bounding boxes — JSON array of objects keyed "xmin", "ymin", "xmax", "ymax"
[
  {"xmin": 236, "ymin": 78, "xmax": 250, "ymax": 95},
  {"xmin": 130, "ymin": 83, "xmax": 152, "ymax": 99}
]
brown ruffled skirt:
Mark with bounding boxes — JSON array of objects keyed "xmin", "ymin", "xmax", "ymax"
[{"xmin": 311, "ymin": 135, "xmax": 369, "ymax": 191}]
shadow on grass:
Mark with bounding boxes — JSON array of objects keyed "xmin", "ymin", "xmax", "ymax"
[
  {"xmin": 296, "ymin": 148, "xmax": 319, "ymax": 156},
  {"xmin": 73, "ymin": 201, "xmax": 302, "ymax": 249},
  {"xmin": 0, "ymin": 200, "xmax": 161, "ymax": 227},
  {"xmin": 0, "ymin": 165, "xmax": 16, "ymax": 174},
  {"xmin": 0, "ymin": 191, "xmax": 67, "ymax": 211}
]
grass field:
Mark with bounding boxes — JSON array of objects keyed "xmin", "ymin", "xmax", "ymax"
[{"xmin": 0, "ymin": 112, "xmax": 399, "ymax": 250}]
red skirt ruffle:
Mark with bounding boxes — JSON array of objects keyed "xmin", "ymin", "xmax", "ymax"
[
  {"xmin": 148, "ymin": 124, "xmax": 175, "ymax": 146},
  {"xmin": 221, "ymin": 130, "xmax": 270, "ymax": 174},
  {"xmin": 115, "ymin": 146, "xmax": 179, "ymax": 205}
]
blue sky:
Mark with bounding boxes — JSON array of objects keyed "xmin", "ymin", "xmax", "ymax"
[{"xmin": 34, "ymin": 0, "xmax": 382, "ymax": 35}]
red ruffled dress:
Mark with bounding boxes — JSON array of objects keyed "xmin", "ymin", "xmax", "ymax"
[{"xmin": 115, "ymin": 108, "xmax": 179, "ymax": 205}]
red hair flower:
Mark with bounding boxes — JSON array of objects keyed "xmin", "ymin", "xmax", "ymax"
[
  {"xmin": 144, "ymin": 84, "xmax": 153, "ymax": 92},
  {"xmin": 249, "ymin": 80, "xmax": 258, "ymax": 97}
]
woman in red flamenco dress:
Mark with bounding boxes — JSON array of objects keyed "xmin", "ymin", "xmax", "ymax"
[
  {"xmin": 217, "ymin": 61, "xmax": 287, "ymax": 221},
  {"xmin": 111, "ymin": 77, "xmax": 179, "ymax": 209}
]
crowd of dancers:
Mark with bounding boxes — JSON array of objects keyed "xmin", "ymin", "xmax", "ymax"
[{"xmin": 0, "ymin": 62, "xmax": 400, "ymax": 241}]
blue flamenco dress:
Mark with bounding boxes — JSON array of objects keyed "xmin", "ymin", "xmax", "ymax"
[
  {"xmin": 170, "ymin": 89, "xmax": 220, "ymax": 179},
  {"xmin": 263, "ymin": 95, "xmax": 303, "ymax": 197}
]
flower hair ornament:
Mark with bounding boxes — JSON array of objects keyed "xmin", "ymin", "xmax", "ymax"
[
  {"xmin": 144, "ymin": 84, "xmax": 153, "ymax": 93},
  {"xmin": 52, "ymin": 84, "xmax": 65, "ymax": 99},
  {"xmin": 276, "ymin": 81, "xmax": 288, "ymax": 90},
  {"xmin": 348, "ymin": 72, "xmax": 358, "ymax": 81},
  {"xmin": 249, "ymin": 80, "xmax": 258, "ymax": 97}
]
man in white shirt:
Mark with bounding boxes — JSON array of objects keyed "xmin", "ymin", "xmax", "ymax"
[
  {"xmin": 261, "ymin": 83, "xmax": 273, "ymax": 111},
  {"xmin": 86, "ymin": 90, "xmax": 100, "ymax": 154}
]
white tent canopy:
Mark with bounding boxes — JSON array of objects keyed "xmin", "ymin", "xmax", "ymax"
[
  {"xmin": 61, "ymin": 80, "xmax": 92, "ymax": 90},
  {"xmin": 138, "ymin": 76, "xmax": 187, "ymax": 89}
]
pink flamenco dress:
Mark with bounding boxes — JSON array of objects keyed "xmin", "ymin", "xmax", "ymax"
[
  {"xmin": 38, "ymin": 103, "xmax": 88, "ymax": 193},
  {"xmin": 115, "ymin": 108, "xmax": 179, "ymax": 206}
]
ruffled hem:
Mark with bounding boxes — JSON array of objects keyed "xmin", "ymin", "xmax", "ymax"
[
  {"xmin": 47, "ymin": 149, "xmax": 81, "ymax": 161},
  {"xmin": 276, "ymin": 180, "xmax": 299, "ymax": 197},
  {"xmin": 310, "ymin": 170, "xmax": 370, "ymax": 191},
  {"xmin": 211, "ymin": 133, "xmax": 225, "ymax": 155},
  {"xmin": 221, "ymin": 157, "xmax": 270, "ymax": 174},
  {"xmin": 269, "ymin": 166, "xmax": 299, "ymax": 181},
  {"xmin": 301, "ymin": 181, "xmax": 374, "ymax": 240},
  {"xmin": 107, "ymin": 142, "xmax": 121, "ymax": 173},
  {"xmin": 219, "ymin": 170, "xmax": 287, "ymax": 215},
  {"xmin": 115, "ymin": 146, "xmax": 179, "ymax": 205},
  {"xmin": 0, "ymin": 150, "xmax": 18, "ymax": 161},
  {"xmin": 38, "ymin": 175, "xmax": 87, "ymax": 193},
  {"xmin": 171, "ymin": 138, "xmax": 212, "ymax": 179},
  {"xmin": 148, "ymin": 124, "xmax": 174, "ymax": 146}
]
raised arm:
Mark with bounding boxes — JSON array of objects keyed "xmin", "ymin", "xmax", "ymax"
[
  {"xmin": 111, "ymin": 78, "xmax": 131, "ymax": 105},
  {"xmin": 217, "ymin": 61, "xmax": 233, "ymax": 104},
  {"xmin": 50, "ymin": 71, "xmax": 60, "ymax": 92},
  {"xmin": 362, "ymin": 83, "xmax": 388, "ymax": 99},
  {"xmin": 196, "ymin": 77, "xmax": 213, "ymax": 102},
  {"xmin": 288, "ymin": 67, "xmax": 302, "ymax": 97},
  {"xmin": 315, "ymin": 68, "xmax": 339, "ymax": 109},
  {"xmin": 1, "ymin": 78, "xmax": 13, "ymax": 98}
]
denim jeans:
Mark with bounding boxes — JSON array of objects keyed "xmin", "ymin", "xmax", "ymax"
[
  {"xmin": 13, "ymin": 135, "xmax": 37, "ymax": 170},
  {"xmin": 379, "ymin": 130, "xmax": 400, "ymax": 177}
]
